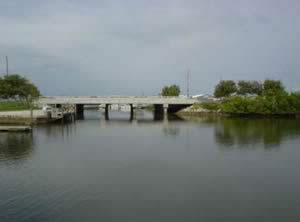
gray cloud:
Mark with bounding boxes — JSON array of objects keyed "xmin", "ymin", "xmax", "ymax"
[{"xmin": 1, "ymin": 0, "xmax": 300, "ymax": 95}]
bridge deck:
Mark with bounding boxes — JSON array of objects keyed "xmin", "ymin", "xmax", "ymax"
[{"xmin": 38, "ymin": 96, "xmax": 198, "ymax": 105}]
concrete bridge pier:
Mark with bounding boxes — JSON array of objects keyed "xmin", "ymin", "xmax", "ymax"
[
  {"xmin": 130, "ymin": 104, "xmax": 137, "ymax": 121},
  {"xmin": 154, "ymin": 104, "xmax": 163, "ymax": 120},
  {"xmin": 163, "ymin": 104, "xmax": 169, "ymax": 121},
  {"xmin": 154, "ymin": 104, "xmax": 169, "ymax": 120},
  {"xmin": 104, "ymin": 104, "xmax": 110, "ymax": 120},
  {"xmin": 75, "ymin": 104, "xmax": 84, "ymax": 119}
]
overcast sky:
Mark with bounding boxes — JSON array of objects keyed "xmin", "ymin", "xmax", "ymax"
[{"xmin": 0, "ymin": 0, "xmax": 300, "ymax": 95}]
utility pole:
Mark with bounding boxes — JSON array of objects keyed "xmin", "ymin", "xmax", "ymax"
[
  {"xmin": 187, "ymin": 69, "xmax": 190, "ymax": 97},
  {"xmin": 5, "ymin": 56, "xmax": 9, "ymax": 76},
  {"xmin": 29, "ymin": 94, "xmax": 34, "ymax": 125}
]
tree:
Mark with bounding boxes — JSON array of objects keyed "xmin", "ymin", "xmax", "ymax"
[
  {"xmin": 263, "ymin": 80, "xmax": 285, "ymax": 96},
  {"xmin": 214, "ymin": 80, "xmax": 237, "ymax": 98},
  {"xmin": 237, "ymin": 80, "xmax": 263, "ymax": 96},
  {"xmin": 0, "ymin": 74, "xmax": 40, "ymax": 99},
  {"xmin": 0, "ymin": 77, "xmax": 7, "ymax": 98},
  {"xmin": 161, "ymin": 84, "xmax": 180, "ymax": 96},
  {"xmin": 289, "ymin": 92, "xmax": 300, "ymax": 112}
]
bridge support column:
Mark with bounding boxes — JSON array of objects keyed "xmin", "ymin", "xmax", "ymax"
[
  {"xmin": 163, "ymin": 104, "xmax": 169, "ymax": 121},
  {"xmin": 154, "ymin": 104, "xmax": 165, "ymax": 120},
  {"xmin": 105, "ymin": 104, "xmax": 110, "ymax": 120},
  {"xmin": 130, "ymin": 104, "xmax": 137, "ymax": 121},
  {"xmin": 75, "ymin": 104, "xmax": 84, "ymax": 119}
]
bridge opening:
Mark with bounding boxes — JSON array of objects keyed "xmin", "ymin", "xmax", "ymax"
[
  {"xmin": 76, "ymin": 104, "xmax": 142, "ymax": 121},
  {"xmin": 75, "ymin": 104, "xmax": 174, "ymax": 121}
]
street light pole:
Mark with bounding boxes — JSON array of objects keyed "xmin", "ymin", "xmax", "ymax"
[
  {"xmin": 5, "ymin": 56, "xmax": 9, "ymax": 76},
  {"xmin": 187, "ymin": 69, "xmax": 190, "ymax": 97}
]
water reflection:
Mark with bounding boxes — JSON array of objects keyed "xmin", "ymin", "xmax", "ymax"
[
  {"xmin": 35, "ymin": 111, "xmax": 184, "ymax": 143},
  {"xmin": 2, "ymin": 111, "xmax": 300, "ymax": 221},
  {"xmin": 0, "ymin": 132, "xmax": 34, "ymax": 162},
  {"xmin": 162, "ymin": 124, "xmax": 180, "ymax": 137},
  {"xmin": 215, "ymin": 118, "xmax": 300, "ymax": 148},
  {"xmin": 181, "ymin": 115, "xmax": 300, "ymax": 148},
  {"xmin": 38, "ymin": 122, "xmax": 77, "ymax": 142}
]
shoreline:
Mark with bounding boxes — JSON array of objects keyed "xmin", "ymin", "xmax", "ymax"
[
  {"xmin": 177, "ymin": 110, "xmax": 300, "ymax": 119},
  {"xmin": 0, "ymin": 125, "xmax": 32, "ymax": 132},
  {"xmin": 0, "ymin": 110, "xmax": 52, "ymax": 125}
]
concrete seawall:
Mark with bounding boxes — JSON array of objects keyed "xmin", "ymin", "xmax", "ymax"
[
  {"xmin": 0, "ymin": 110, "xmax": 48, "ymax": 125},
  {"xmin": 0, "ymin": 126, "xmax": 32, "ymax": 132}
]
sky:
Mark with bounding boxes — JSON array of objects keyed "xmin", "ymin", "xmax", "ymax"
[{"xmin": 0, "ymin": 0, "xmax": 300, "ymax": 96}]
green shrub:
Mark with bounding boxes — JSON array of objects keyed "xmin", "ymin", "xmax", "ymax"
[
  {"xmin": 200, "ymin": 102, "xmax": 221, "ymax": 111},
  {"xmin": 221, "ymin": 93, "xmax": 300, "ymax": 115},
  {"xmin": 222, "ymin": 96, "xmax": 257, "ymax": 114}
]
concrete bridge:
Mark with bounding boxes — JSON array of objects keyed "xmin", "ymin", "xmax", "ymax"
[{"xmin": 38, "ymin": 96, "xmax": 198, "ymax": 120}]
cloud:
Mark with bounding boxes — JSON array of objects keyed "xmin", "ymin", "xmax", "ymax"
[{"xmin": 1, "ymin": 0, "xmax": 300, "ymax": 95}]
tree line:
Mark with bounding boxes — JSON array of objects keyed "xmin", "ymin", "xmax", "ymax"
[
  {"xmin": 159, "ymin": 80, "xmax": 292, "ymax": 100},
  {"xmin": 213, "ymin": 80, "xmax": 286, "ymax": 98},
  {"xmin": 204, "ymin": 79, "xmax": 300, "ymax": 115}
]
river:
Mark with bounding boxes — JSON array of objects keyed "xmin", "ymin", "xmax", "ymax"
[{"xmin": 1, "ymin": 110, "xmax": 300, "ymax": 221}]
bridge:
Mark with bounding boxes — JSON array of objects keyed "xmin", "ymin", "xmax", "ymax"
[{"xmin": 38, "ymin": 96, "xmax": 198, "ymax": 120}]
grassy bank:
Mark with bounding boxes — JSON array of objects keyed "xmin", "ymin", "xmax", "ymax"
[{"xmin": 0, "ymin": 101, "xmax": 30, "ymax": 111}]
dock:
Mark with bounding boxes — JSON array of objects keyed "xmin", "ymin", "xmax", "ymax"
[{"xmin": 0, "ymin": 126, "xmax": 32, "ymax": 132}]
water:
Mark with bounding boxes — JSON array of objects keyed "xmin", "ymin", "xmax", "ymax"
[{"xmin": 1, "ymin": 110, "xmax": 300, "ymax": 221}]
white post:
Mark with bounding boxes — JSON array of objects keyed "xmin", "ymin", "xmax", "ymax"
[
  {"xmin": 29, "ymin": 95, "xmax": 33, "ymax": 125},
  {"xmin": 163, "ymin": 104, "xmax": 169, "ymax": 121}
]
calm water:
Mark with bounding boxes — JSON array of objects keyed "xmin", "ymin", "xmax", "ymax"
[{"xmin": 1, "ymin": 110, "xmax": 300, "ymax": 221}]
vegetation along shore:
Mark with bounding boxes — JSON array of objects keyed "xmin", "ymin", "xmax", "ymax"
[{"xmin": 178, "ymin": 80, "xmax": 300, "ymax": 117}]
